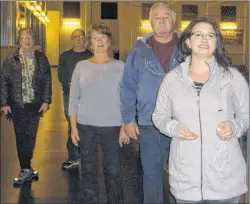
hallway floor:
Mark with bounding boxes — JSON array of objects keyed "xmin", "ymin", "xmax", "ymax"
[
  {"xmin": 2, "ymin": 68, "xmax": 246, "ymax": 204},
  {"xmin": 0, "ymin": 68, "xmax": 166, "ymax": 204}
]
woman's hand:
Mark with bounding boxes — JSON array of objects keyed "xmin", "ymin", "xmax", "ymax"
[
  {"xmin": 1, "ymin": 106, "xmax": 11, "ymax": 115},
  {"xmin": 71, "ymin": 128, "xmax": 80, "ymax": 147},
  {"xmin": 178, "ymin": 127, "xmax": 198, "ymax": 140},
  {"xmin": 39, "ymin": 103, "xmax": 50, "ymax": 114},
  {"xmin": 216, "ymin": 122, "xmax": 232, "ymax": 141}
]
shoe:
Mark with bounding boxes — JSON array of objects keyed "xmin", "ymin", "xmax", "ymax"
[
  {"xmin": 13, "ymin": 169, "xmax": 31, "ymax": 186},
  {"xmin": 13, "ymin": 168, "xmax": 39, "ymax": 187},
  {"xmin": 30, "ymin": 167, "xmax": 39, "ymax": 180},
  {"xmin": 61, "ymin": 159, "xmax": 79, "ymax": 170}
]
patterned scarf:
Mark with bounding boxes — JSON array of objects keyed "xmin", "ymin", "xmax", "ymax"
[{"xmin": 19, "ymin": 48, "xmax": 36, "ymax": 104}]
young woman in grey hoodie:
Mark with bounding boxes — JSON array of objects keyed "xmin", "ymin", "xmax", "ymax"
[{"xmin": 153, "ymin": 17, "xmax": 249, "ymax": 203}]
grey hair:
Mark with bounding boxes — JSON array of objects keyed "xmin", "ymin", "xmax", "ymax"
[
  {"xmin": 17, "ymin": 28, "xmax": 35, "ymax": 45},
  {"xmin": 149, "ymin": 3, "xmax": 176, "ymax": 23}
]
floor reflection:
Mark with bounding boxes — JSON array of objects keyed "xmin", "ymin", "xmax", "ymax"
[
  {"xmin": 67, "ymin": 168, "xmax": 81, "ymax": 203},
  {"xmin": 18, "ymin": 182, "xmax": 34, "ymax": 204}
]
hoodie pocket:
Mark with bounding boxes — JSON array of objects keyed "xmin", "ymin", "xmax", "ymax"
[{"xmin": 172, "ymin": 140, "xmax": 201, "ymax": 192}]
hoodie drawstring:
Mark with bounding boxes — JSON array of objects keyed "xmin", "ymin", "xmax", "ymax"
[{"xmin": 216, "ymin": 72, "xmax": 223, "ymax": 112}]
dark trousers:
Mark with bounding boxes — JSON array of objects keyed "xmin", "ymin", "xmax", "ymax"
[
  {"xmin": 63, "ymin": 86, "xmax": 80, "ymax": 161},
  {"xmin": 77, "ymin": 124, "xmax": 123, "ymax": 204},
  {"xmin": 11, "ymin": 104, "xmax": 40, "ymax": 169}
]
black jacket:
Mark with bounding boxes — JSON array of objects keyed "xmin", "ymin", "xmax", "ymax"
[{"xmin": 0, "ymin": 48, "xmax": 52, "ymax": 108}]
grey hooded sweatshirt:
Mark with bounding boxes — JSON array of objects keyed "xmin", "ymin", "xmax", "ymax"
[{"xmin": 152, "ymin": 56, "xmax": 249, "ymax": 201}]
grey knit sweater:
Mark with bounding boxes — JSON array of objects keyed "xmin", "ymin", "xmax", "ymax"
[{"xmin": 68, "ymin": 60, "xmax": 124, "ymax": 127}]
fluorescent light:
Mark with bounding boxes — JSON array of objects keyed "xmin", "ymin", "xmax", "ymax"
[
  {"xmin": 141, "ymin": 20, "xmax": 151, "ymax": 28},
  {"xmin": 220, "ymin": 22, "xmax": 237, "ymax": 30},
  {"xmin": 180, "ymin": 21, "xmax": 191, "ymax": 31},
  {"xmin": 63, "ymin": 22, "xmax": 80, "ymax": 25},
  {"xmin": 41, "ymin": 12, "xmax": 46, "ymax": 17},
  {"xmin": 62, "ymin": 19, "xmax": 80, "ymax": 26}
]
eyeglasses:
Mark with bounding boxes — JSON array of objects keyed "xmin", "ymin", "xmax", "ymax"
[
  {"xmin": 73, "ymin": 35, "xmax": 84, "ymax": 39},
  {"xmin": 20, "ymin": 36, "xmax": 33, "ymax": 41},
  {"xmin": 191, "ymin": 31, "xmax": 217, "ymax": 40}
]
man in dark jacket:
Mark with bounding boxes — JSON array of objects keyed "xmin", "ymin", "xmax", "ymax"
[{"xmin": 58, "ymin": 29, "xmax": 92, "ymax": 170}]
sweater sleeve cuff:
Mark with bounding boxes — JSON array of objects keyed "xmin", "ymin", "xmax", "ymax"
[
  {"xmin": 122, "ymin": 115, "xmax": 136, "ymax": 125},
  {"xmin": 172, "ymin": 122, "xmax": 187, "ymax": 139},
  {"xmin": 225, "ymin": 120, "xmax": 238, "ymax": 138}
]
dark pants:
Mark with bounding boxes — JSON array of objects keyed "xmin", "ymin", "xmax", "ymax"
[
  {"xmin": 63, "ymin": 86, "xmax": 80, "ymax": 161},
  {"xmin": 77, "ymin": 124, "xmax": 123, "ymax": 204},
  {"xmin": 11, "ymin": 104, "xmax": 41, "ymax": 169},
  {"xmin": 139, "ymin": 125, "xmax": 172, "ymax": 204}
]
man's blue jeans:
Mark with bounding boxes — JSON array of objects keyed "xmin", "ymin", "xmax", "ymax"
[
  {"xmin": 63, "ymin": 86, "xmax": 80, "ymax": 161},
  {"xmin": 139, "ymin": 125, "xmax": 172, "ymax": 204}
]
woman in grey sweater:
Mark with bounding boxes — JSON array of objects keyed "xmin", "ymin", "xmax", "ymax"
[
  {"xmin": 153, "ymin": 17, "xmax": 249, "ymax": 203},
  {"xmin": 68, "ymin": 23, "xmax": 129, "ymax": 204}
]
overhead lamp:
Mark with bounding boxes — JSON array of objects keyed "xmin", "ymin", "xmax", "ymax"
[
  {"xmin": 20, "ymin": 1, "xmax": 50, "ymax": 25},
  {"xmin": 34, "ymin": 11, "xmax": 40, "ymax": 16},
  {"xmin": 35, "ymin": 5, "xmax": 41, "ymax": 11},
  {"xmin": 45, "ymin": 16, "xmax": 50, "ymax": 22},
  {"xmin": 29, "ymin": 5, "xmax": 35, "ymax": 10},
  {"xmin": 41, "ymin": 12, "xmax": 46, "ymax": 17}
]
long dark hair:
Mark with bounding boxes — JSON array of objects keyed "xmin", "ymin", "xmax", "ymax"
[{"xmin": 178, "ymin": 17, "xmax": 233, "ymax": 71}]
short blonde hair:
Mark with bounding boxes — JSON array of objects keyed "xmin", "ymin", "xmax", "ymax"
[
  {"xmin": 86, "ymin": 23, "xmax": 112, "ymax": 52},
  {"xmin": 149, "ymin": 3, "xmax": 176, "ymax": 23}
]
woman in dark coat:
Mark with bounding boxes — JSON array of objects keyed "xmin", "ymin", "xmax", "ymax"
[{"xmin": 0, "ymin": 28, "xmax": 52, "ymax": 186}]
